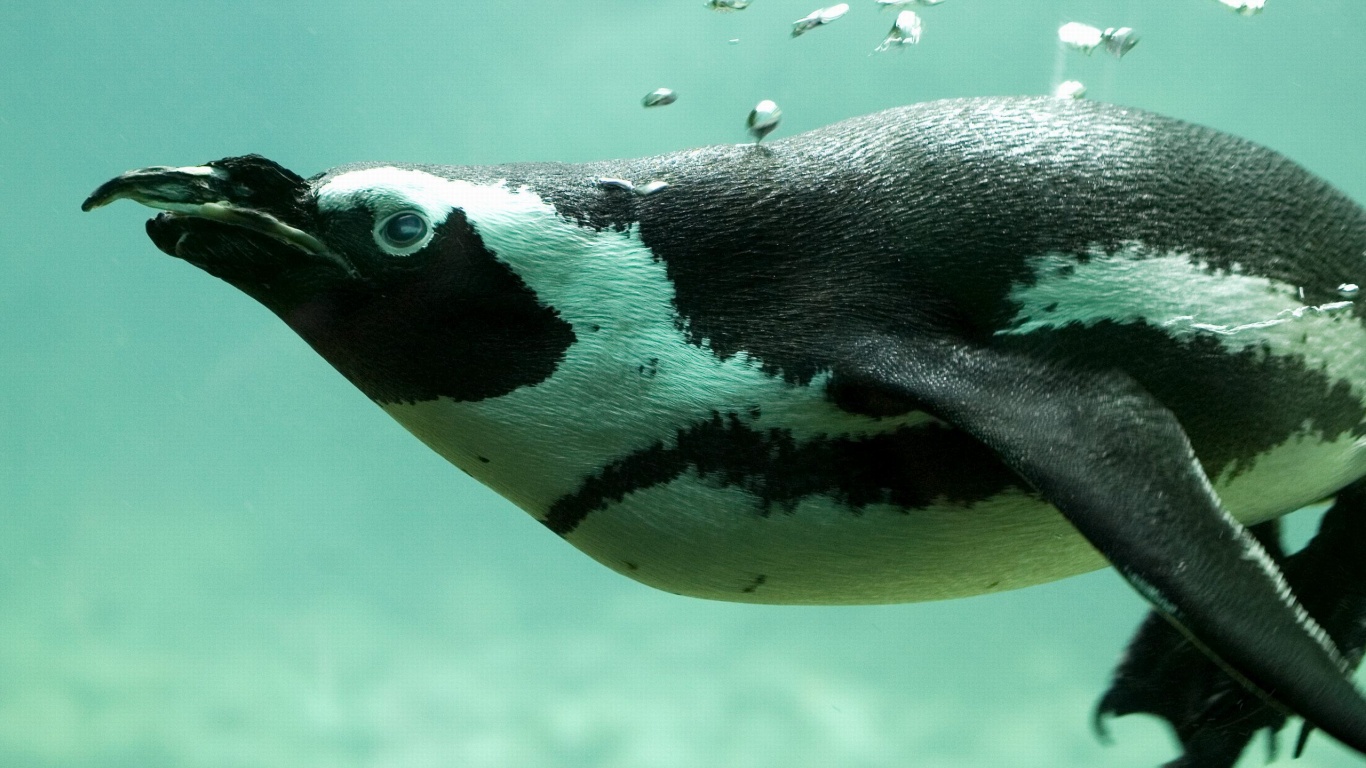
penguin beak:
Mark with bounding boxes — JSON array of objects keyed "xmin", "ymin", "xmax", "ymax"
[{"xmin": 82, "ymin": 156, "xmax": 355, "ymax": 278}]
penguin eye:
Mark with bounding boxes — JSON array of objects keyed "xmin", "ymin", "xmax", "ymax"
[{"xmin": 374, "ymin": 210, "xmax": 431, "ymax": 254}]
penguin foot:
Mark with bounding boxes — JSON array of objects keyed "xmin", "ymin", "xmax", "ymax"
[
  {"xmin": 1098, "ymin": 484, "xmax": 1366, "ymax": 767},
  {"xmin": 1094, "ymin": 603, "xmax": 1287, "ymax": 768},
  {"xmin": 1095, "ymin": 521, "xmax": 1289, "ymax": 768}
]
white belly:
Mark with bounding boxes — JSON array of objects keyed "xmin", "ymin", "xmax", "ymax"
[
  {"xmin": 389, "ymin": 384, "xmax": 1366, "ymax": 605},
  {"xmin": 563, "ymin": 432, "xmax": 1366, "ymax": 604}
]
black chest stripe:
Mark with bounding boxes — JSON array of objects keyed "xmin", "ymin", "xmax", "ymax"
[{"xmin": 543, "ymin": 411, "xmax": 1028, "ymax": 536}]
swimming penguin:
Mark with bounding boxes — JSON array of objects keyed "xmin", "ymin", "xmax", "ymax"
[{"xmin": 84, "ymin": 96, "xmax": 1366, "ymax": 766}]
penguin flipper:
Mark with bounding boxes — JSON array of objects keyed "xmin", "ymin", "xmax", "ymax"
[
  {"xmin": 1095, "ymin": 521, "xmax": 1290, "ymax": 768},
  {"xmin": 830, "ymin": 335, "xmax": 1366, "ymax": 757}
]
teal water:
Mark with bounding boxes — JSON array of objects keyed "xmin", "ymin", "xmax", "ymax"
[{"xmin": 3, "ymin": 2, "xmax": 1365, "ymax": 766}]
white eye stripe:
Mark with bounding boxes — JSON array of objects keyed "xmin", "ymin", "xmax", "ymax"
[
  {"xmin": 320, "ymin": 167, "xmax": 469, "ymax": 257},
  {"xmin": 317, "ymin": 167, "xmax": 561, "ymax": 264},
  {"xmin": 318, "ymin": 167, "xmax": 460, "ymax": 228}
]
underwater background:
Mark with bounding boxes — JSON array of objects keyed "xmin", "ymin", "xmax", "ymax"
[{"xmin": 3, "ymin": 1, "xmax": 1366, "ymax": 766}]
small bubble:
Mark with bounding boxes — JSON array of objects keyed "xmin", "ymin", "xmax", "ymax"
[
  {"xmin": 1216, "ymin": 0, "xmax": 1265, "ymax": 15},
  {"xmin": 642, "ymin": 88, "xmax": 677, "ymax": 108},
  {"xmin": 876, "ymin": 10, "xmax": 923, "ymax": 51},
  {"xmin": 1102, "ymin": 27, "xmax": 1140, "ymax": 59},
  {"xmin": 1053, "ymin": 80, "xmax": 1087, "ymax": 100},
  {"xmin": 791, "ymin": 3, "xmax": 849, "ymax": 37},
  {"xmin": 1058, "ymin": 22, "xmax": 1104, "ymax": 54},
  {"xmin": 747, "ymin": 100, "xmax": 782, "ymax": 143}
]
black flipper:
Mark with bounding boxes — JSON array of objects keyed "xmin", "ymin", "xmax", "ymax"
[
  {"xmin": 1095, "ymin": 483, "xmax": 1366, "ymax": 765},
  {"xmin": 829, "ymin": 335, "xmax": 1366, "ymax": 757},
  {"xmin": 1094, "ymin": 521, "xmax": 1291, "ymax": 768}
]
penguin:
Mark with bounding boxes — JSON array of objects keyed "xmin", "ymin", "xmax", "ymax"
[{"xmin": 83, "ymin": 96, "xmax": 1366, "ymax": 766}]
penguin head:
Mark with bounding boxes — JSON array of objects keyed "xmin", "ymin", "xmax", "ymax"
[{"xmin": 83, "ymin": 155, "xmax": 575, "ymax": 404}]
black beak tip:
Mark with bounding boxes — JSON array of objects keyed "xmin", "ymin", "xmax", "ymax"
[{"xmin": 81, "ymin": 175, "xmax": 128, "ymax": 212}]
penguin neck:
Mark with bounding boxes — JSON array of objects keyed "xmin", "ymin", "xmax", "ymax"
[
  {"xmin": 367, "ymin": 189, "xmax": 930, "ymax": 519},
  {"xmin": 376, "ymin": 304, "xmax": 928, "ymax": 522},
  {"xmin": 365, "ymin": 197, "xmax": 725, "ymax": 515}
]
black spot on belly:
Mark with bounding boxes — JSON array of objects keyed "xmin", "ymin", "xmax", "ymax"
[
  {"xmin": 741, "ymin": 574, "xmax": 767, "ymax": 594},
  {"xmin": 542, "ymin": 412, "xmax": 1026, "ymax": 536}
]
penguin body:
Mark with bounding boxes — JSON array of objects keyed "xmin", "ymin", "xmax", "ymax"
[
  {"xmin": 317, "ymin": 161, "xmax": 1364, "ymax": 605},
  {"xmin": 84, "ymin": 96, "xmax": 1366, "ymax": 759},
  {"xmin": 307, "ymin": 97, "xmax": 1366, "ymax": 605}
]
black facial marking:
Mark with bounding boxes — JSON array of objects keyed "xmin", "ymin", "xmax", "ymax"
[
  {"xmin": 284, "ymin": 208, "xmax": 575, "ymax": 404},
  {"xmin": 992, "ymin": 320, "xmax": 1366, "ymax": 479},
  {"xmin": 543, "ymin": 411, "xmax": 1026, "ymax": 536}
]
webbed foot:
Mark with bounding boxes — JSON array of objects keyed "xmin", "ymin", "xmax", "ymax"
[
  {"xmin": 1097, "ymin": 482, "xmax": 1366, "ymax": 766},
  {"xmin": 1095, "ymin": 522, "xmax": 1288, "ymax": 768}
]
